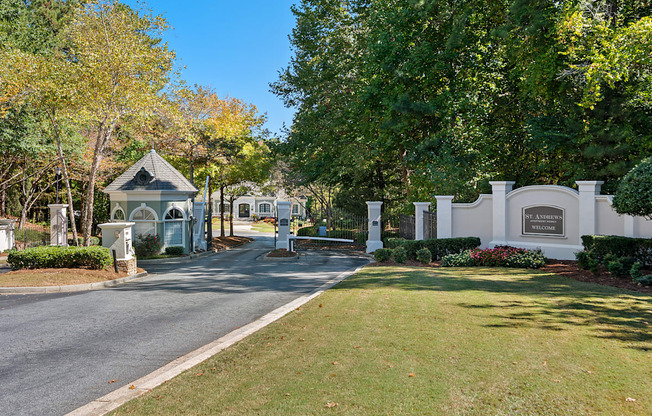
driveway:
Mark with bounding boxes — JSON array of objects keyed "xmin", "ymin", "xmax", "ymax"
[{"xmin": 0, "ymin": 235, "xmax": 369, "ymax": 416}]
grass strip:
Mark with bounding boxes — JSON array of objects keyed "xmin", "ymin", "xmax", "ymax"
[{"xmin": 111, "ymin": 266, "xmax": 652, "ymax": 415}]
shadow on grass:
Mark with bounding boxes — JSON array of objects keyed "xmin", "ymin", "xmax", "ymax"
[{"xmin": 335, "ymin": 266, "xmax": 652, "ymax": 351}]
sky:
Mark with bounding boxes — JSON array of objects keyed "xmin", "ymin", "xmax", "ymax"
[{"xmin": 128, "ymin": 0, "xmax": 298, "ymax": 136}]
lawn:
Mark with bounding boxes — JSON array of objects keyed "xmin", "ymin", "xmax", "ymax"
[
  {"xmin": 0, "ymin": 268, "xmax": 131, "ymax": 287},
  {"xmin": 111, "ymin": 266, "xmax": 651, "ymax": 415},
  {"xmin": 251, "ymin": 221, "xmax": 276, "ymax": 233}
]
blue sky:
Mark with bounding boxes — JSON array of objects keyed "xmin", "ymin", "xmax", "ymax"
[{"xmin": 132, "ymin": 1, "xmax": 298, "ymax": 135}]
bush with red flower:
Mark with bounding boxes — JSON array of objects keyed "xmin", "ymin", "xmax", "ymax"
[{"xmin": 443, "ymin": 246, "xmax": 546, "ymax": 269}]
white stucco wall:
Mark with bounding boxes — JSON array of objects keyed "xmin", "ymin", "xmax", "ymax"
[
  {"xmin": 595, "ymin": 196, "xmax": 624, "ymax": 236},
  {"xmin": 451, "ymin": 195, "xmax": 493, "ymax": 247}
]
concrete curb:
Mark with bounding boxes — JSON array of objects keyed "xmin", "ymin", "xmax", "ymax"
[
  {"xmin": 0, "ymin": 272, "xmax": 149, "ymax": 295},
  {"xmin": 65, "ymin": 259, "xmax": 372, "ymax": 416},
  {"xmin": 262, "ymin": 252, "xmax": 300, "ymax": 261},
  {"xmin": 136, "ymin": 240, "xmax": 252, "ymax": 266}
]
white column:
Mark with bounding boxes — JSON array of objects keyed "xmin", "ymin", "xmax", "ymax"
[
  {"xmin": 49, "ymin": 204, "xmax": 69, "ymax": 246},
  {"xmin": 275, "ymin": 201, "xmax": 291, "ymax": 250},
  {"xmin": 0, "ymin": 219, "xmax": 16, "ymax": 251},
  {"xmin": 489, "ymin": 181, "xmax": 515, "ymax": 246},
  {"xmin": 98, "ymin": 222, "xmax": 136, "ymax": 261},
  {"xmin": 414, "ymin": 202, "xmax": 431, "ymax": 241},
  {"xmin": 624, "ymin": 215, "xmax": 635, "ymax": 238},
  {"xmin": 435, "ymin": 196, "xmax": 453, "ymax": 239},
  {"xmin": 366, "ymin": 201, "xmax": 383, "ymax": 253},
  {"xmin": 576, "ymin": 181, "xmax": 603, "ymax": 238}
]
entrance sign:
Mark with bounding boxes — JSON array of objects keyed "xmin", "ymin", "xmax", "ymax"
[{"xmin": 522, "ymin": 206, "xmax": 565, "ymax": 237}]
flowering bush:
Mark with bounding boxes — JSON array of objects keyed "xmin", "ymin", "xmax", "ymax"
[
  {"xmin": 134, "ymin": 234, "xmax": 162, "ymax": 258},
  {"xmin": 443, "ymin": 246, "xmax": 546, "ymax": 269}
]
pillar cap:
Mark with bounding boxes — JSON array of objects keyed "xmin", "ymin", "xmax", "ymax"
[
  {"xmin": 435, "ymin": 196, "xmax": 454, "ymax": 201},
  {"xmin": 489, "ymin": 181, "xmax": 516, "ymax": 186},
  {"xmin": 366, "ymin": 201, "xmax": 383, "ymax": 207},
  {"xmin": 48, "ymin": 204, "xmax": 69, "ymax": 209},
  {"xmin": 274, "ymin": 200, "xmax": 292, "ymax": 207},
  {"xmin": 413, "ymin": 202, "xmax": 431, "ymax": 207},
  {"xmin": 98, "ymin": 222, "xmax": 135, "ymax": 229}
]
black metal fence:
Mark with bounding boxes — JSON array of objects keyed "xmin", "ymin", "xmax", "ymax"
[
  {"xmin": 291, "ymin": 207, "xmax": 368, "ymax": 250},
  {"xmin": 399, "ymin": 214, "xmax": 415, "ymax": 240},
  {"xmin": 14, "ymin": 222, "xmax": 50, "ymax": 250},
  {"xmin": 424, "ymin": 210, "xmax": 437, "ymax": 240}
]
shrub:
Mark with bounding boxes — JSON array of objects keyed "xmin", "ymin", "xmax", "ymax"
[
  {"xmin": 504, "ymin": 251, "xmax": 546, "ymax": 269},
  {"xmin": 165, "ymin": 246, "xmax": 184, "ymax": 256},
  {"xmin": 134, "ymin": 234, "xmax": 161, "ymax": 258},
  {"xmin": 392, "ymin": 246, "xmax": 407, "ymax": 264},
  {"xmin": 416, "ymin": 247, "xmax": 432, "ymax": 264},
  {"xmin": 297, "ymin": 226, "xmax": 316, "ymax": 237},
  {"xmin": 7, "ymin": 245, "xmax": 112, "ymax": 270},
  {"xmin": 630, "ymin": 262, "xmax": 643, "ymax": 281},
  {"xmin": 443, "ymin": 247, "xmax": 545, "ymax": 269},
  {"xmin": 373, "ymin": 248, "xmax": 392, "ymax": 262},
  {"xmin": 383, "ymin": 237, "xmax": 481, "ymax": 260},
  {"xmin": 634, "ymin": 275, "xmax": 652, "ymax": 286},
  {"xmin": 612, "ymin": 157, "xmax": 652, "ymax": 219},
  {"xmin": 442, "ymin": 251, "xmax": 476, "ymax": 267},
  {"xmin": 581, "ymin": 235, "xmax": 652, "ymax": 267},
  {"xmin": 470, "ymin": 246, "xmax": 527, "ymax": 267},
  {"xmin": 575, "ymin": 251, "xmax": 590, "ymax": 270}
]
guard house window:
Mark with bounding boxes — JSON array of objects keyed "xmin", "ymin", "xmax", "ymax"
[
  {"xmin": 292, "ymin": 204, "xmax": 299, "ymax": 215},
  {"xmin": 213, "ymin": 201, "xmax": 231, "ymax": 214},
  {"xmin": 259, "ymin": 203, "xmax": 271, "ymax": 214},
  {"xmin": 131, "ymin": 206, "xmax": 157, "ymax": 239},
  {"xmin": 112, "ymin": 206, "xmax": 126, "ymax": 221},
  {"xmin": 164, "ymin": 207, "xmax": 184, "ymax": 247}
]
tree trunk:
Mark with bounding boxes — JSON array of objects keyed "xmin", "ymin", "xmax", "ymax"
[
  {"xmin": 81, "ymin": 126, "xmax": 113, "ymax": 246},
  {"xmin": 1, "ymin": 182, "xmax": 5, "ymax": 217},
  {"xmin": 50, "ymin": 114, "xmax": 79, "ymax": 246},
  {"xmin": 220, "ymin": 185, "xmax": 225, "ymax": 237}
]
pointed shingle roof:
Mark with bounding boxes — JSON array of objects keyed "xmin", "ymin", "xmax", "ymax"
[{"xmin": 104, "ymin": 149, "xmax": 198, "ymax": 195}]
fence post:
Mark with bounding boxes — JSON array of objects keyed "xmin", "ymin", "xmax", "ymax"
[
  {"xmin": 366, "ymin": 201, "xmax": 383, "ymax": 253},
  {"xmin": 275, "ymin": 201, "xmax": 292, "ymax": 250},
  {"xmin": 413, "ymin": 202, "xmax": 431, "ymax": 241},
  {"xmin": 48, "ymin": 204, "xmax": 69, "ymax": 246},
  {"xmin": 576, "ymin": 181, "xmax": 603, "ymax": 239},
  {"xmin": 435, "ymin": 196, "xmax": 453, "ymax": 238},
  {"xmin": 489, "ymin": 181, "xmax": 515, "ymax": 246}
]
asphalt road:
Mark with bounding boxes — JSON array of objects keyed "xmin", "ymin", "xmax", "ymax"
[{"xmin": 0, "ymin": 235, "xmax": 368, "ymax": 416}]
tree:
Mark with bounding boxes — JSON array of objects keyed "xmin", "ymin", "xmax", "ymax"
[{"xmin": 612, "ymin": 157, "xmax": 652, "ymax": 219}]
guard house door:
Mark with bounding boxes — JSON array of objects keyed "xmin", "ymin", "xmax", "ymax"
[{"xmin": 239, "ymin": 203, "xmax": 250, "ymax": 218}]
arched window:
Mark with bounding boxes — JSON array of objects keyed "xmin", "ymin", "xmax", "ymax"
[
  {"xmin": 259, "ymin": 203, "xmax": 271, "ymax": 214},
  {"xmin": 164, "ymin": 207, "xmax": 185, "ymax": 247},
  {"xmin": 112, "ymin": 205, "xmax": 126, "ymax": 221},
  {"xmin": 130, "ymin": 205, "xmax": 158, "ymax": 239}
]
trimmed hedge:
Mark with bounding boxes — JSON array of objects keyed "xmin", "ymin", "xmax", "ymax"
[
  {"xmin": 7, "ymin": 245, "xmax": 112, "ymax": 271},
  {"xmin": 165, "ymin": 246, "xmax": 184, "ymax": 256},
  {"xmin": 373, "ymin": 248, "xmax": 392, "ymax": 262},
  {"xmin": 392, "ymin": 246, "xmax": 407, "ymax": 263},
  {"xmin": 442, "ymin": 247, "xmax": 546, "ymax": 269},
  {"xmin": 581, "ymin": 235, "xmax": 652, "ymax": 267},
  {"xmin": 297, "ymin": 226, "xmax": 316, "ymax": 237},
  {"xmin": 385, "ymin": 237, "xmax": 481, "ymax": 260}
]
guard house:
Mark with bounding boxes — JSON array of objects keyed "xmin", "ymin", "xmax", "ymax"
[{"xmin": 104, "ymin": 149, "xmax": 199, "ymax": 254}]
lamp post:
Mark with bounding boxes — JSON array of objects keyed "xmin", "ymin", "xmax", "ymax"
[{"xmin": 55, "ymin": 167, "xmax": 62, "ymax": 204}]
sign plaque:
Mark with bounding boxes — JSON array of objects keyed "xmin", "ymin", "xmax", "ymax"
[
  {"xmin": 522, "ymin": 206, "xmax": 565, "ymax": 237},
  {"xmin": 279, "ymin": 218, "xmax": 289, "ymax": 227}
]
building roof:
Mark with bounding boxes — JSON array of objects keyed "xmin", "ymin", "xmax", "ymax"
[{"xmin": 104, "ymin": 149, "xmax": 198, "ymax": 195}]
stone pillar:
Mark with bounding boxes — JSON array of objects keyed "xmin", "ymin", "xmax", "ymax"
[
  {"xmin": 49, "ymin": 204, "xmax": 69, "ymax": 246},
  {"xmin": 275, "ymin": 201, "xmax": 291, "ymax": 250},
  {"xmin": 366, "ymin": 201, "xmax": 383, "ymax": 253},
  {"xmin": 98, "ymin": 222, "xmax": 137, "ymax": 275},
  {"xmin": 576, "ymin": 181, "xmax": 603, "ymax": 238},
  {"xmin": 0, "ymin": 219, "xmax": 16, "ymax": 252},
  {"xmin": 435, "ymin": 196, "xmax": 453, "ymax": 239},
  {"xmin": 489, "ymin": 181, "xmax": 515, "ymax": 246},
  {"xmin": 414, "ymin": 202, "xmax": 431, "ymax": 241}
]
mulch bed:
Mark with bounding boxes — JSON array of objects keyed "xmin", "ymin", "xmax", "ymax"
[
  {"xmin": 367, "ymin": 258, "xmax": 652, "ymax": 294},
  {"xmin": 211, "ymin": 236, "xmax": 253, "ymax": 251},
  {"xmin": 267, "ymin": 249, "xmax": 298, "ymax": 258}
]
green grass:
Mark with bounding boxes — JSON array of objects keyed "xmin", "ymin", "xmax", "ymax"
[
  {"xmin": 112, "ymin": 266, "xmax": 651, "ymax": 415},
  {"xmin": 251, "ymin": 222, "xmax": 276, "ymax": 233}
]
